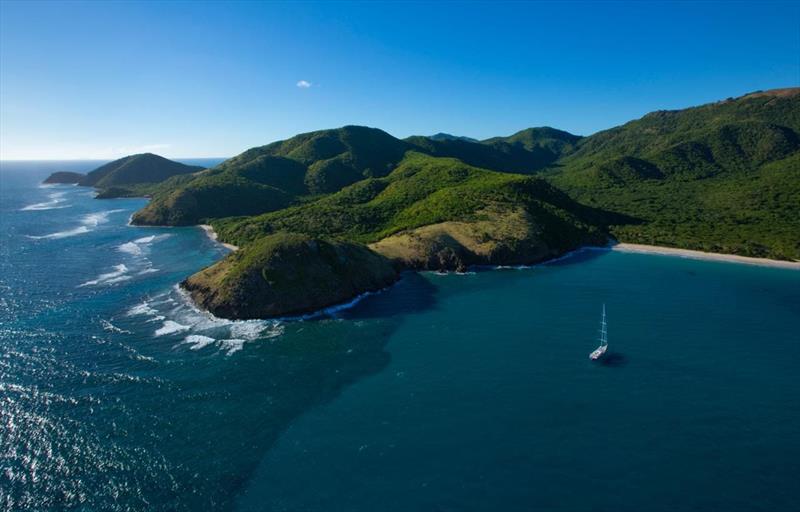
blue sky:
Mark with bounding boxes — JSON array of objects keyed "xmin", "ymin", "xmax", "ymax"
[{"xmin": 1, "ymin": 1, "xmax": 798, "ymax": 160}]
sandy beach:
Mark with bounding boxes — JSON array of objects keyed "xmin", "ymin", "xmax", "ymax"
[
  {"xmin": 611, "ymin": 243, "xmax": 800, "ymax": 270},
  {"xmin": 199, "ymin": 224, "xmax": 239, "ymax": 252}
]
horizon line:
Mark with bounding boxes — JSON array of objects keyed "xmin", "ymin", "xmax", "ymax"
[{"xmin": 3, "ymin": 85, "xmax": 797, "ymax": 162}]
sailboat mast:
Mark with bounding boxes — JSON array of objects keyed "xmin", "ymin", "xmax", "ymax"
[{"xmin": 599, "ymin": 304, "xmax": 607, "ymax": 346}]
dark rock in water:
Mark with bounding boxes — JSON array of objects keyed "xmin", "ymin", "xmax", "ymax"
[
  {"xmin": 43, "ymin": 171, "xmax": 85, "ymax": 184},
  {"xmin": 182, "ymin": 232, "xmax": 399, "ymax": 319}
]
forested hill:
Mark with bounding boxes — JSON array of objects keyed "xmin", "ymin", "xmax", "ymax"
[
  {"xmin": 78, "ymin": 153, "xmax": 204, "ymax": 188},
  {"xmin": 131, "ymin": 125, "xmax": 584, "ymax": 226},
  {"xmin": 546, "ymin": 87, "xmax": 800, "ymax": 259},
  {"xmin": 123, "ymin": 87, "xmax": 799, "ymax": 318}
]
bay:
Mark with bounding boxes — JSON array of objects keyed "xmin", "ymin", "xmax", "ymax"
[{"xmin": 1, "ymin": 161, "xmax": 798, "ymax": 511}]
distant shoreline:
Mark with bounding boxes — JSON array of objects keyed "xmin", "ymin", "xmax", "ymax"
[
  {"xmin": 610, "ymin": 243, "xmax": 800, "ymax": 270},
  {"xmin": 198, "ymin": 225, "xmax": 239, "ymax": 252}
]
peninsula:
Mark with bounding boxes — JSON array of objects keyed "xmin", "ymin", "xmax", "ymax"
[
  {"xmin": 44, "ymin": 153, "xmax": 204, "ymax": 198},
  {"xmin": 59, "ymin": 88, "xmax": 800, "ymax": 319}
]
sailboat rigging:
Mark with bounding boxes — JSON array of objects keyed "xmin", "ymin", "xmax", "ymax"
[{"xmin": 589, "ymin": 304, "xmax": 608, "ymax": 360}]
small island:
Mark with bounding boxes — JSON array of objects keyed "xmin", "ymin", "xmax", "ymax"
[
  {"xmin": 43, "ymin": 171, "xmax": 85, "ymax": 184},
  {"xmin": 43, "ymin": 153, "xmax": 204, "ymax": 198}
]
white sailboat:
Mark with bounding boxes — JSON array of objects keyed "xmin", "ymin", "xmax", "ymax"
[{"xmin": 589, "ymin": 304, "xmax": 608, "ymax": 360}]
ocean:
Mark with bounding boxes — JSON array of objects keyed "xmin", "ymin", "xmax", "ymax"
[{"xmin": 1, "ymin": 161, "xmax": 799, "ymax": 511}]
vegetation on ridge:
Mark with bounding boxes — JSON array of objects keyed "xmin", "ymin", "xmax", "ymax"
[
  {"xmin": 210, "ymin": 152, "xmax": 607, "ymax": 250},
  {"xmin": 546, "ymin": 88, "xmax": 800, "ymax": 259},
  {"xmin": 183, "ymin": 152, "xmax": 607, "ymax": 318},
  {"xmin": 120, "ymin": 87, "xmax": 800, "ymax": 318},
  {"xmin": 43, "ymin": 171, "xmax": 85, "ymax": 184},
  {"xmin": 182, "ymin": 233, "xmax": 399, "ymax": 319},
  {"xmin": 79, "ymin": 153, "xmax": 203, "ymax": 190},
  {"xmin": 132, "ymin": 125, "xmax": 585, "ymax": 226}
]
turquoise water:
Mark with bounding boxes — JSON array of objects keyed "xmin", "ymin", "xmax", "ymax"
[{"xmin": 1, "ymin": 162, "xmax": 799, "ymax": 511}]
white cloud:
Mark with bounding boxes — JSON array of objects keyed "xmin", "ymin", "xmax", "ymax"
[{"xmin": 296, "ymin": 80, "xmax": 312, "ymax": 89}]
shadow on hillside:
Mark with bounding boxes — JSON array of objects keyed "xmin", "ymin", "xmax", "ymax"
[{"xmin": 601, "ymin": 208, "xmax": 645, "ymax": 226}]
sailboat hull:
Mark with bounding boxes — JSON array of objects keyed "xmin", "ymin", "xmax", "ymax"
[{"xmin": 589, "ymin": 345, "xmax": 607, "ymax": 360}]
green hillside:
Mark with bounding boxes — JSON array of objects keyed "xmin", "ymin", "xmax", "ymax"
[
  {"xmin": 211, "ymin": 151, "xmax": 606, "ymax": 250},
  {"xmin": 182, "ymin": 233, "xmax": 399, "ymax": 319},
  {"xmin": 185, "ymin": 152, "xmax": 607, "ymax": 318},
  {"xmin": 132, "ymin": 126, "xmax": 412, "ymax": 225},
  {"xmin": 133, "ymin": 125, "xmax": 583, "ymax": 226},
  {"xmin": 79, "ymin": 153, "xmax": 204, "ymax": 190},
  {"xmin": 546, "ymin": 88, "xmax": 800, "ymax": 259},
  {"xmin": 405, "ymin": 126, "xmax": 579, "ymax": 174},
  {"xmin": 483, "ymin": 126, "xmax": 581, "ymax": 155},
  {"xmin": 427, "ymin": 133, "xmax": 478, "ymax": 142},
  {"xmin": 124, "ymin": 87, "xmax": 800, "ymax": 318},
  {"xmin": 43, "ymin": 171, "xmax": 85, "ymax": 184}
]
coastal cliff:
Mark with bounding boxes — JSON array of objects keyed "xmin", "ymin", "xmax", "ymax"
[
  {"xmin": 43, "ymin": 153, "xmax": 205, "ymax": 198},
  {"xmin": 182, "ymin": 233, "xmax": 399, "ymax": 319}
]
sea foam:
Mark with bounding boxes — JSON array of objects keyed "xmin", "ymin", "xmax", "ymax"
[
  {"xmin": 80, "ymin": 264, "xmax": 131, "ymax": 287},
  {"xmin": 21, "ymin": 191, "xmax": 71, "ymax": 211},
  {"xmin": 154, "ymin": 320, "xmax": 191, "ymax": 337},
  {"xmin": 27, "ymin": 226, "xmax": 91, "ymax": 240},
  {"xmin": 81, "ymin": 209, "xmax": 125, "ymax": 227},
  {"xmin": 184, "ymin": 335, "xmax": 216, "ymax": 350},
  {"xmin": 28, "ymin": 209, "xmax": 126, "ymax": 240},
  {"xmin": 117, "ymin": 234, "xmax": 170, "ymax": 256}
]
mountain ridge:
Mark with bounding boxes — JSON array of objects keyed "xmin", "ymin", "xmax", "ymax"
[
  {"xmin": 79, "ymin": 153, "xmax": 204, "ymax": 189},
  {"xmin": 70, "ymin": 86, "xmax": 800, "ymax": 318}
]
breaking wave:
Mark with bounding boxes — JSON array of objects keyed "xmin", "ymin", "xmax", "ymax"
[
  {"xmin": 27, "ymin": 226, "xmax": 90, "ymax": 240},
  {"xmin": 79, "ymin": 264, "xmax": 131, "ymax": 287},
  {"xmin": 81, "ymin": 209, "xmax": 125, "ymax": 227},
  {"xmin": 100, "ymin": 319, "xmax": 132, "ymax": 334},
  {"xmin": 126, "ymin": 288, "xmax": 284, "ymax": 356},
  {"xmin": 154, "ymin": 320, "xmax": 191, "ymax": 337},
  {"xmin": 117, "ymin": 234, "xmax": 170, "ymax": 256},
  {"xmin": 28, "ymin": 209, "xmax": 125, "ymax": 240},
  {"xmin": 21, "ymin": 191, "xmax": 71, "ymax": 211}
]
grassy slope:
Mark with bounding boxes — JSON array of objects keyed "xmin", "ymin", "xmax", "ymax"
[
  {"xmin": 182, "ymin": 232, "xmax": 399, "ymax": 318},
  {"xmin": 124, "ymin": 89, "xmax": 800, "ymax": 318},
  {"xmin": 133, "ymin": 126, "xmax": 580, "ymax": 226},
  {"xmin": 405, "ymin": 126, "xmax": 580, "ymax": 175},
  {"xmin": 546, "ymin": 89, "xmax": 800, "ymax": 260},
  {"xmin": 186, "ymin": 152, "xmax": 607, "ymax": 317},
  {"xmin": 210, "ymin": 151, "xmax": 606, "ymax": 250},
  {"xmin": 132, "ymin": 126, "xmax": 411, "ymax": 225}
]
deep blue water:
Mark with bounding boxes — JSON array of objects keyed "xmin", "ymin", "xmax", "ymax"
[{"xmin": 1, "ymin": 161, "xmax": 799, "ymax": 511}]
